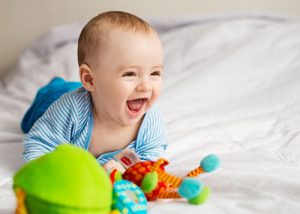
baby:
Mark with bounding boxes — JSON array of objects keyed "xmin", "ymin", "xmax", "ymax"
[{"xmin": 21, "ymin": 11, "xmax": 167, "ymax": 172}]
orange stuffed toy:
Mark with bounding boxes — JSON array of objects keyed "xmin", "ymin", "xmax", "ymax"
[{"xmin": 111, "ymin": 154, "xmax": 220, "ymax": 205}]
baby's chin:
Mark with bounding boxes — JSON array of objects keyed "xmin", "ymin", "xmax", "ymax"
[
  {"xmin": 119, "ymin": 110, "xmax": 147, "ymax": 127},
  {"xmin": 123, "ymin": 112, "xmax": 146, "ymax": 126}
]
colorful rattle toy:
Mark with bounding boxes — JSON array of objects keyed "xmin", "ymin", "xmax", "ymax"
[
  {"xmin": 117, "ymin": 154, "xmax": 220, "ymax": 205},
  {"xmin": 13, "ymin": 144, "xmax": 147, "ymax": 214}
]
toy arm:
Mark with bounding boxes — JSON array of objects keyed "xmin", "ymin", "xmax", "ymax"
[{"xmin": 186, "ymin": 154, "xmax": 221, "ymax": 177}]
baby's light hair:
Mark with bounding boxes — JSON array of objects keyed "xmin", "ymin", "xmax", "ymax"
[{"xmin": 77, "ymin": 11, "xmax": 153, "ymax": 67}]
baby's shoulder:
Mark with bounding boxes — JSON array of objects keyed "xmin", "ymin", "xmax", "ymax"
[
  {"xmin": 140, "ymin": 106, "xmax": 165, "ymax": 131},
  {"xmin": 136, "ymin": 106, "xmax": 166, "ymax": 144},
  {"xmin": 50, "ymin": 87, "xmax": 92, "ymax": 119},
  {"xmin": 66, "ymin": 87, "xmax": 91, "ymax": 104},
  {"xmin": 58, "ymin": 87, "xmax": 91, "ymax": 108},
  {"xmin": 144, "ymin": 106, "xmax": 164, "ymax": 121}
]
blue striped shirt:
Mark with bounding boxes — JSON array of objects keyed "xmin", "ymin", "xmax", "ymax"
[{"xmin": 23, "ymin": 87, "xmax": 167, "ymax": 165}]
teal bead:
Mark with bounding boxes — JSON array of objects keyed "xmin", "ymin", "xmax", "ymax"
[
  {"xmin": 200, "ymin": 154, "xmax": 220, "ymax": 172},
  {"xmin": 178, "ymin": 178, "xmax": 203, "ymax": 200}
]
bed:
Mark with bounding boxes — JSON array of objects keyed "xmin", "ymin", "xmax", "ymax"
[{"xmin": 1, "ymin": 13, "xmax": 300, "ymax": 213}]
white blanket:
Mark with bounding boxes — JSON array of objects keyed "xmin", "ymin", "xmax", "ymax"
[{"xmin": 1, "ymin": 14, "xmax": 300, "ymax": 213}]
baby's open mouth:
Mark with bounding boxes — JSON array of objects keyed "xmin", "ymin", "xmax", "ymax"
[{"xmin": 126, "ymin": 98, "xmax": 148, "ymax": 114}]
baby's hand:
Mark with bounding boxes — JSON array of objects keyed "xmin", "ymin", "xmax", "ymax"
[{"xmin": 103, "ymin": 160, "xmax": 126, "ymax": 174}]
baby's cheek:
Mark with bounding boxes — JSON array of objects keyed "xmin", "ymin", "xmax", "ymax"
[
  {"xmin": 151, "ymin": 88, "xmax": 162, "ymax": 103},
  {"xmin": 147, "ymin": 98, "xmax": 156, "ymax": 110}
]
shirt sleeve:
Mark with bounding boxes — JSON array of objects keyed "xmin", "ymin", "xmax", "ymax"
[
  {"xmin": 136, "ymin": 107, "xmax": 168, "ymax": 161},
  {"xmin": 23, "ymin": 92, "xmax": 78, "ymax": 161}
]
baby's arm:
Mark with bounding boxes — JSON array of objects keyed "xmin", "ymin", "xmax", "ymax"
[
  {"xmin": 103, "ymin": 160, "xmax": 126, "ymax": 174},
  {"xmin": 23, "ymin": 94, "xmax": 76, "ymax": 161}
]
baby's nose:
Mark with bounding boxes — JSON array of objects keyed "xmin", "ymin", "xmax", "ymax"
[{"xmin": 136, "ymin": 80, "xmax": 152, "ymax": 92}]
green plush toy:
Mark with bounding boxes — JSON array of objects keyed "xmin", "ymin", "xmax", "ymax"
[{"xmin": 13, "ymin": 144, "xmax": 112, "ymax": 214}]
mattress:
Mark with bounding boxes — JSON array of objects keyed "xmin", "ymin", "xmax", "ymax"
[{"xmin": 1, "ymin": 13, "xmax": 300, "ymax": 213}]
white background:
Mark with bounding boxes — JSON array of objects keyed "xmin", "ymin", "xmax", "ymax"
[{"xmin": 1, "ymin": 0, "xmax": 300, "ymax": 77}]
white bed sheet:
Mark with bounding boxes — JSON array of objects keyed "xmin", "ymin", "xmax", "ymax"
[{"xmin": 1, "ymin": 14, "xmax": 300, "ymax": 213}]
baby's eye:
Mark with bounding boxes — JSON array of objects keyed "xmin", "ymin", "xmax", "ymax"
[
  {"xmin": 151, "ymin": 71, "xmax": 161, "ymax": 76},
  {"xmin": 122, "ymin": 72, "xmax": 136, "ymax": 77}
]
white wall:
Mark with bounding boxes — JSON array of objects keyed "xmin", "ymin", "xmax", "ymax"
[{"xmin": 1, "ymin": 0, "xmax": 300, "ymax": 77}]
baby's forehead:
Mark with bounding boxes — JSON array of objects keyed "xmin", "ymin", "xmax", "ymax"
[
  {"xmin": 86, "ymin": 24, "xmax": 162, "ymax": 68},
  {"xmin": 97, "ymin": 26, "xmax": 160, "ymax": 49}
]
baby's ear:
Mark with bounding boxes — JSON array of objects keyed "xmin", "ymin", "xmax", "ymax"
[{"xmin": 79, "ymin": 64, "xmax": 95, "ymax": 92}]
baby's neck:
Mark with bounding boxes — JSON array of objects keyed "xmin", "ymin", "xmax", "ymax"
[{"xmin": 89, "ymin": 109, "xmax": 143, "ymax": 157}]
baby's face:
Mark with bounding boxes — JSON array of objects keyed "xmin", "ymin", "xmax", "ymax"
[{"xmin": 91, "ymin": 28, "xmax": 164, "ymax": 126}]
